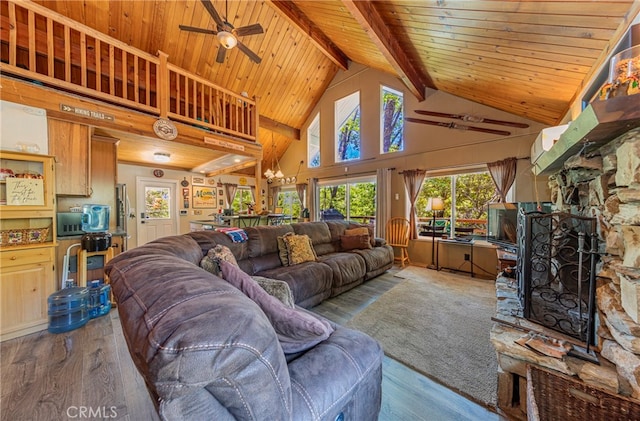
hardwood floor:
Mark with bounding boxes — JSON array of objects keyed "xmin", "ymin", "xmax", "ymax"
[{"xmin": 1, "ymin": 265, "xmax": 503, "ymax": 420}]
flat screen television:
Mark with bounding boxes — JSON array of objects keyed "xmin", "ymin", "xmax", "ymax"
[{"xmin": 487, "ymin": 202, "xmax": 552, "ymax": 252}]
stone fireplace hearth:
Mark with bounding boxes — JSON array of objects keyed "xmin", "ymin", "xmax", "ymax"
[{"xmin": 490, "ymin": 126, "xmax": 640, "ymax": 420}]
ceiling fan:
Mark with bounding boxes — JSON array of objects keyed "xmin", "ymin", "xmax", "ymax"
[{"xmin": 179, "ymin": 0, "xmax": 263, "ymax": 64}]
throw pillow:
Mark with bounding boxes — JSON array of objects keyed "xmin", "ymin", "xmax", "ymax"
[
  {"xmin": 345, "ymin": 226, "xmax": 375, "ymax": 247},
  {"xmin": 284, "ymin": 234, "xmax": 317, "ymax": 265},
  {"xmin": 220, "ymin": 261, "xmax": 333, "ymax": 353},
  {"xmin": 200, "ymin": 244, "xmax": 239, "ymax": 276},
  {"xmin": 252, "ymin": 276, "xmax": 295, "ymax": 309},
  {"xmin": 340, "ymin": 234, "xmax": 372, "ymax": 251},
  {"xmin": 276, "ymin": 232, "xmax": 294, "ymax": 266}
]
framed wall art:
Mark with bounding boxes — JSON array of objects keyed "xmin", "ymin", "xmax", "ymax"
[{"xmin": 192, "ymin": 186, "xmax": 216, "ymax": 208}]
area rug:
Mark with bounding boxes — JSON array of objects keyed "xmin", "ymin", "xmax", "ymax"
[{"xmin": 346, "ymin": 265, "xmax": 498, "ymax": 407}]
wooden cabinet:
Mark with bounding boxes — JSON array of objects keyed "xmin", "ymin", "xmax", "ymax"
[
  {"xmin": 48, "ymin": 119, "xmax": 91, "ymax": 196},
  {"xmin": 89, "ymin": 136, "xmax": 118, "ymax": 229},
  {"xmin": 0, "ymin": 151, "xmax": 57, "ymax": 341},
  {"xmin": 1, "ymin": 248, "xmax": 56, "ymax": 340}
]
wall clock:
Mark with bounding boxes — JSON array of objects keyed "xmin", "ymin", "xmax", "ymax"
[{"xmin": 153, "ymin": 169, "xmax": 164, "ymax": 178}]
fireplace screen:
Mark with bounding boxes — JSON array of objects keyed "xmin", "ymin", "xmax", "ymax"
[{"xmin": 517, "ymin": 211, "xmax": 598, "ymax": 345}]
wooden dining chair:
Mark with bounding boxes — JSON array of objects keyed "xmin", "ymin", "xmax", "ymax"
[{"xmin": 386, "ymin": 217, "xmax": 411, "ymax": 267}]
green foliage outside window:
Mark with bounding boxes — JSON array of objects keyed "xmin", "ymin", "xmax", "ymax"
[
  {"xmin": 231, "ymin": 189, "xmax": 253, "ymax": 214},
  {"xmin": 416, "ymin": 173, "xmax": 495, "ymax": 219},
  {"xmin": 318, "ymin": 181, "xmax": 376, "ymax": 220},
  {"xmin": 145, "ymin": 187, "xmax": 170, "ymax": 219},
  {"xmin": 382, "ymin": 87, "xmax": 403, "ymax": 153}
]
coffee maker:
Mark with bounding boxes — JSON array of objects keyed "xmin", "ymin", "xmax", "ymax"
[{"xmin": 81, "ymin": 204, "xmax": 112, "ymax": 251}]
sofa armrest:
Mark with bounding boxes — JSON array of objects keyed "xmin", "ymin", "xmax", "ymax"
[
  {"xmin": 374, "ymin": 237, "xmax": 387, "ymax": 247},
  {"xmin": 107, "ymin": 254, "xmax": 293, "ymax": 421}
]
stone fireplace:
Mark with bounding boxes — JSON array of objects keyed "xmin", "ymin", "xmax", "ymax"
[{"xmin": 490, "ymin": 125, "xmax": 640, "ymax": 420}]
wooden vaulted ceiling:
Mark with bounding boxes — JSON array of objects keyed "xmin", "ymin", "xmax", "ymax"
[{"xmin": 28, "ymin": 0, "xmax": 640, "ymax": 174}]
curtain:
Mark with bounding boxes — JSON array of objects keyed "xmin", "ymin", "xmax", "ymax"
[
  {"xmin": 223, "ymin": 183, "xmax": 237, "ymax": 209},
  {"xmin": 376, "ymin": 168, "xmax": 392, "ymax": 239},
  {"xmin": 249, "ymin": 185, "xmax": 256, "ymax": 203},
  {"xmin": 487, "ymin": 157, "xmax": 517, "ymax": 202},
  {"xmin": 270, "ymin": 185, "xmax": 281, "ymax": 211},
  {"xmin": 402, "ymin": 169, "xmax": 427, "ymax": 240},
  {"xmin": 295, "ymin": 183, "xmax": 307, "ymax": 208},
  {"xmin": 308, "ymin": 178, "xmax": 318, "ymax": 221}
]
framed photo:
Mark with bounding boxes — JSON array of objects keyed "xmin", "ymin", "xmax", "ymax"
[
  {"xmin": 192, "ymin": 176, "xmax": 206, "ymax": 186},
  {"xmin": 218, "ymin": 188, "xmax": 224, "ymax": 196},
  {"xmin": 192, "ymin": 187, "xmax": 216, "ymax": 208},
  {"xmin": 219, "ymin": 199, "xmax": 224, "ymax": 206}
]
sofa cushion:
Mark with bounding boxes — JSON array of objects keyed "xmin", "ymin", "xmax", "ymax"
[
  {"xmin": 245, "ymin": 225, "xmax": 295, "ymax": 258},
  {"xmin": 221, "ymin": 261, "xmax": 334, "ymax": 354},
  {"xmin": 256, "ymin": 262, "xmax": 333, "ymax": 308},
  {"xmin": 284, "ymin": 234, "xmax": 317, "ymax": 265},
  {"xmin": 353, "ymin": 244, "xmax": 395, "ymax": 274},
  {"xmin": 318, "ymin": 252, "xmax": 366, "ymax": 296},
  {"xmin": 346, "ymin": 224, "xmax": 376, "ymax": 247},
  {"xmin": 340, "ymin": 234, "xmax": 372, "ymax": 251},
  {"xmin": 200, "ymin": 244, "xmax": 239, "ymax": 276},
  {"xmin": 291, "ymin": 222, "xmax": 336, "ymax": 256},
  {"xmin": 276, "ymin": 232, "xmax": 294, "ymax": 266},
  {"xmin": 252, "ymin": 276, "xmax": 295, "ymax": 309}
]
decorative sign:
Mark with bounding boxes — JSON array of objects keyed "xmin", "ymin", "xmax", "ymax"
[
  {"xmin": 238, "ymin": 177, "xmax": 247, "ymax": 186},
  {"xmin": 60, "ymin": 104, "xmax": 115, "ymax": 121},
  {"xmin": 204, "ymin": 136, "xmax": 245, "ymax": 151},
  {"xmin": 153, "ymin": 118, "xmax": 178, "ymax": 140},
  {"xmin": 193, "ymin": 187, "xmax": 216, "ymax": 208},
  {"xmin": 191, "ymin": 176, "xmax": 206, "ymax": 186},
  {"xmin": 6, "ymin": 178, "xmax": 44, "ymax": 206}
]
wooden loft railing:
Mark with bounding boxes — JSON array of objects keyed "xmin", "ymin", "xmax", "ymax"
[{"xmin": 0, "ymin": 0, "xmax": 257, "ymax": 142}]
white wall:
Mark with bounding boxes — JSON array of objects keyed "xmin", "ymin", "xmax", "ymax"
[
  {"xmin": 279, "ymin": 63, "xmax": 551, "ymax": 217},
  {"xmin": 117, "ymin": 164, "xmax": 257, "ymax": 248}
]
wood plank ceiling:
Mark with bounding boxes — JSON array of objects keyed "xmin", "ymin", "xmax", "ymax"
[{"xmin": 28, "ymin": 0, "xmax": 640, "ymax": 175}]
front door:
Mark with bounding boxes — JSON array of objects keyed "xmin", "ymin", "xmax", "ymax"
[{"xmin": 136, "ymin": 177, "xmax": 179, "ymax": 246}]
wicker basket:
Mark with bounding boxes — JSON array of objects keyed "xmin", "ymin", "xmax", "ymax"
[
  {"xmin": 0, "ymin": 226, "xmax": 50, "ymax": 246},
  {"xmin": 527, "ymin": 365, "xmax": 640, "ymax": 421}
]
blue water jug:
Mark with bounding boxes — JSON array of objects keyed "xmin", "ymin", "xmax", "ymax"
[
  {"xmin": 87, "ymin": 280, "xmax": 112, "ymax": 318},
  {"xmin": 48, "ymin": 286, "xmax": 90, "ymax": 333}
]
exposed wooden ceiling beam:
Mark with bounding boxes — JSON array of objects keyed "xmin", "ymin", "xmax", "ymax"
[
  {"xmin": 260, "ymin": 115, "xmax": 301, "ymax": 141},
  {"xmin": 269, "ymin": 0, "xmax": 350, "ymax": 71},
  {"xmin": 341, "ymin": 0, "xmax": 435, "ymax": 101}
]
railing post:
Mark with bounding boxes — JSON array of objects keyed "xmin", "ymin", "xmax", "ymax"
[{"xmin": 157, "ymin": 51, "xmax": 169, "ymax": 118}]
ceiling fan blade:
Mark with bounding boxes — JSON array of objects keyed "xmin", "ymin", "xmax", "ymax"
[
  {"xmin": 216, "ymin": 46, "xmax": 227, "ymax": 64},
  {"xmin": 236, "ymin": 41, "xmax": 262, "ymax": 64},
  {"xmin": 179, "ymin": 25, "xmax": 217, "ymax": 35},
  {"xmin": 234, "ymin": 23, "xmax": 264, "ymax": 37},
  {"xmin": 200, "ymin": 0, "xmax": 225, "ymax": 28}
]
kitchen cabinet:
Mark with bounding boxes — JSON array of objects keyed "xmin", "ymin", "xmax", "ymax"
[
  {"xmin": 48, "ymin": 119, "xmax": 91, "ymax": 196},
  {"xmin": 89, "ymin": 135, "xmax": 118, "ymax": 231},
  {"xmin": 0, "ymin": 151, "xmax": 57, "ymax": 341}
]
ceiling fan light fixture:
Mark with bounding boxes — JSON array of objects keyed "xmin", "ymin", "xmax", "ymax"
[
  {"xmin": 153, "ymin": 152, "xmax": 171, "ymax": 163},
  {"xmin": 217, "ymin": 31, "xmax": 237, "ymax": 49}
]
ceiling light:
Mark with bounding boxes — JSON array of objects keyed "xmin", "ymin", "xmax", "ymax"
[
  {"xmin": 153, "ymin": 152, "xmax": 171, "ymax": 163},
  {"xmin": 217, "ymin": 31, "xmax": 237, "ymax": 49}
]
